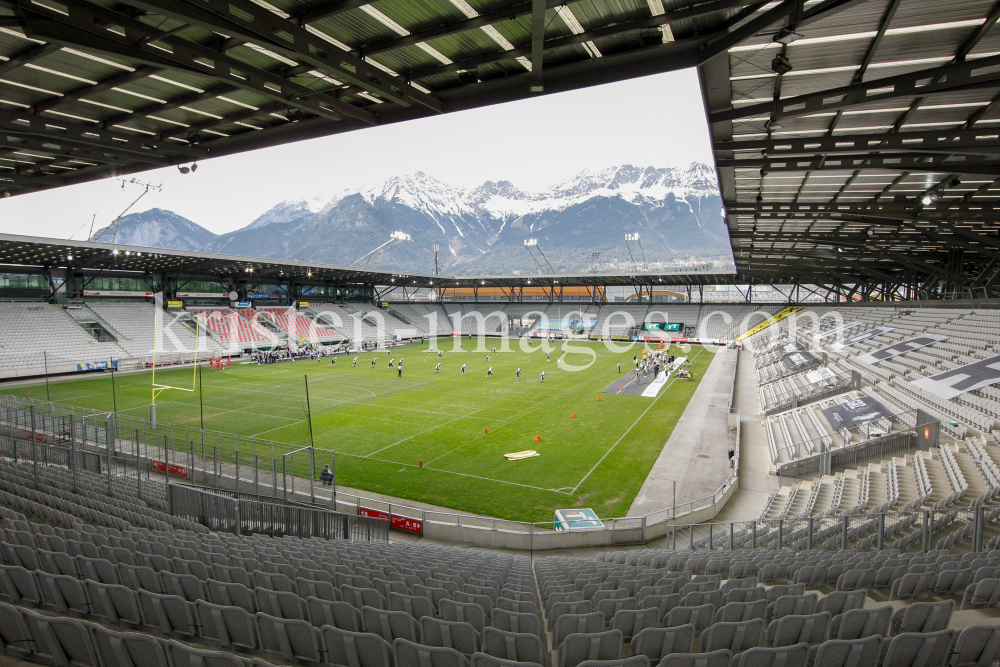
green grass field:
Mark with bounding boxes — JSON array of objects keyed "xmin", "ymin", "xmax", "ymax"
[{"xmin": 5, "ymin": 339, "xmax": 714, "ymax": 523}]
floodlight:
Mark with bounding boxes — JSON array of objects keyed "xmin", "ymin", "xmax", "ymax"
[
  {"xmin": 524, "ymin": 239, "xmax": 538, "ymax": 246},
  {"xmin": 112, "ymin": 249, "xmax": 119, "ymax": 255},
  {"xmin": 921, "ymin": 194, "xmax": 935, "ymax": 206},
  {"xmin": 177, "ymin": 165, "xmax": 190, "ymax": 174},
  {"xmin": 191, "ymin": 163, "xmax": 198, "ymax": 172},
  {"xmin": 390, "ymin": 231, "xmax": 411, "ymax": 241},
  {"xmin": 66, "ymin": 255, "xmax": 72, "ymax": 261},
  {"xmin": 771, "ymin": 54, "xmax": 792, "ymax": 74},
  {"xmin": 867, "ymin": 229, "xmax": 874, "ymax": 236},
  {"xmin": 625, "ymin": 233, "xmax": 640, "ymax": 241}
]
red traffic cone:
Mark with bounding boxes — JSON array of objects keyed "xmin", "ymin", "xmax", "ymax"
[{"xmin": 534, "ymin": 435, "xmax": 541, "ymax": 442}]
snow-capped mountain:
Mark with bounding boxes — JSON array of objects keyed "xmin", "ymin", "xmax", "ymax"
[{"xmin": 96, "ymin": 163, "xmax": 733, "ymax": 275}]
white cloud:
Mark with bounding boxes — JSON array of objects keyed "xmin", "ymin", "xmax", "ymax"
[{"xmin": 0, "ymin": 68, "xmax": 712, "ymax": 238}]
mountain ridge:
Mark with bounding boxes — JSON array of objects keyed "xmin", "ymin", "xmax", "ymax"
[{"xmin": 92, "ymin": 163, "xmax": 733, "ymax": 275}]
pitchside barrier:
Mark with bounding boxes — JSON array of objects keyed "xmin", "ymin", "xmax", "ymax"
[
  {"xmin": 0, "ymin": 393, "xmax": 746, "ymax": 549},
  {"xmin": 3, "ymin": 391, "xmax": 989, "ymax": 554}
]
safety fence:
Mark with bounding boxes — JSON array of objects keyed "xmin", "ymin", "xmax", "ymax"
[
  {"xmin": 8, "ymin": 386, "xmax": 968, "ymax": 554},
  {"xmin": 168, "ymin": 484, "xmax": 388, "ymax": 542},
  {"xmin": 662, "ymin": 503, "xmax": 1000, "ymax": 554},
  {"xmin": 775, "ymin": 417, "xmax": 934, "ymax": 479}
]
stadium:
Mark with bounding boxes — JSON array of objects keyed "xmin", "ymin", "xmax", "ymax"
[{"xmin": 1, "ymin": 0, "xmax": 1000, "ymax": 665}]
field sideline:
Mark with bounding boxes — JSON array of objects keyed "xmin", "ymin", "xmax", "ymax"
[{"xmin": 5, "ymin": 339, "xmax": 715, "ymax": 523}]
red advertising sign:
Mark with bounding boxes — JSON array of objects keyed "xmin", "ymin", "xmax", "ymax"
[
  {"xmin": 23, "ymin": 431, "xmax": 48, "ymax": 443},
  {"xmin": 151, "ymin": 460, "xmax": 190, "ymax": 478},
  {"xmin": 360, "ymin": 507, "xmax": 423, "ymax": 534}
]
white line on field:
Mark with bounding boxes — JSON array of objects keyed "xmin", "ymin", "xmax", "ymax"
[
  {"xmin": 570, "ymin": 346, "xmax": 706, "ymax": 495},
  {"xmin": 364, "ymin": 409, "xmax": 483, "ymax": 457}
]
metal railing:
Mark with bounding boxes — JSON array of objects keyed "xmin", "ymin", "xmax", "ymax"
[
  {"xmin": 168, "ymin": 484, "xmax": 388, "ymax": 542},
  {"xmin": 660, "ymin": 503, "xmax": 1000, "ymax": 554}
]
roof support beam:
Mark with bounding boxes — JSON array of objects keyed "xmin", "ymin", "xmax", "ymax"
[
  {"xmin": 726, "ymin": 200, "xmax": 1000, "ymax": 220},
  {"xmin": 293, "ymin": 0, "xmax": 372, "ymax": 26},
  {"xmin": 358, "ymin": 0, "xmax": 559, "ymax": 57},
  {"xmin": 0, "ymin": 107, "xmax": 202, "ymax": 163},
  {"xmin": 711, "ymin": 53, "xmax": 1000, "ymax": 123},
  {"xmin": 718, "ymin": 152, "xmax": 1000, "ymax": 177},
  {"xmin": 33, "ymin": 66, "xmax": 164, "ymax": 115},
  {"xmin": 530, "ymin": 0, "xmax": 545, "ymax": 92},
  {"xmin": 22, "ymin": 0, "xmax": 375, "ymax": 125},
  {"xmin": 159, "ymin": 102, "xmax": 290, "ymax": 140},
  {"xmin": 0, "ymin": 43, "xmax": 60, "ymax": 76},
  {"xmin": 404, "ymin": 0, "xmax": 743, "ymax": 80},
  {"xmin": 118, "ymin": 0, "xmax": 442, "ymax": 112},
  {"xmin": 715, "ymin": 127, "xmax": 1000, "ymax": 158}
]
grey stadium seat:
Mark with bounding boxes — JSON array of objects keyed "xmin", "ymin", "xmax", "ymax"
[
  {"xmin": 629, "ymin": 625, "xmax": 695, "ymax": 663},
  {"xmin": 23, "ymin": 609, "xmax": 100, "ymax": 667},
  {"xmin": 831, "ymin": 607, "xmax": 892, "ymax": 641},
  {"xmin": 164, "ymin": 640, "xmax": 245, "ymax": 667},
  {"xmin": 812, "ymin": 637, "xmax": 882, "ymax": 667},
  {"xmin": 470, "ymin": 653, "xmax": 542, "ymax": 667},
  {"xmin": 420, "ymin": 617, "xmax": 482, "ymax": 657},
  {"xmin": 553, "ymin": 613, "xmax": 606, "ymax": 649},
  {"xmin": 702, "ymin": 619, "xmax": 765, "ymax": 655},
  {"xmin": 483, "ymin": 627, "xmax": 545, "ymax": 665},
  {"xmin": 559, "ymin": 630, "xmax": 623, "ymax": 667},
  {"xmin": 361, "ymin": 606, "xmax": 421, "ymax": 643},
  {"xmin": 882, "ymin": 631, "xmax": 955, "ymax": 667},
  {"xmin": 321, "ymin": 626, "xmax": 393, "ymax": 667},
  {"xmin": 491, "ymin": 609, "xmax": 543, "ymax": 640},
  {"xmin": 89, "ymin": 625, "xmax": 168, "ymax": 667},
  {"xmin": 255, "ymin": 613, "xmax": 324, "ymax": 663},
  {"xmin": 308, "ymin": 597, "xmax": 363, "ymax": 631},
  {"xmin": 950, "ymin": 625, "xmax": 1000, "ymax": 667},
  {"xmin": 658, "ymin": 650, "xmax": 733, "ymax": 667},
  {"xmin": 195, "ymin": 600, "xmax": 260, "ymax": 651},
  {"xmin": 394, "ymin": 638, "xmax": 469, "ymax": 667},
  {"xmin": 736, "ymin": 643, "xmax": 810, "ymax": 667}
]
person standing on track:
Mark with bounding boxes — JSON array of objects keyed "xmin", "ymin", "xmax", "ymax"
[
  {"xmin": 461, "ymin": 363, "xmax": 467, "ymax": 375},
  {"xmin": 617, "ymin": 361, "xmax": 621, "ymax": 374}
]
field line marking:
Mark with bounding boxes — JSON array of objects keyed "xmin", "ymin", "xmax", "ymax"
[
  {"xmin": 424, "ymin": 360, "xmax": 623, "ymax": 468},
  {"xmin": 570, "ymin": 346, "xmax": 707, "ymax": 495},
  {"xmin": 364, "ymin": 409, "xmax": 483, "ymax": 457},
  {"xmin": 250, "ymin": 420, "xmax": 306, "ymax": 438},
  {"xmin": 337, "ymin": 450, "xmax": 571, "ymax": 494}
]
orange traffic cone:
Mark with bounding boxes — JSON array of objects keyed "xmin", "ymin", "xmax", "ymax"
[
  {"xmin": 534, "ymin": 435, "xmax": 541, "ymax": 442},
  {"xmin": 571, "ymin": 413, "xmax": 576, "ymax": 418},
  {"xmin": 597, "ymin": 396, "xmax": 601, "ymax": 401}
]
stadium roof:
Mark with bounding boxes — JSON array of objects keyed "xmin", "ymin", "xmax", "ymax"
[
  {"xmin": 702, "ymin": 0, "xmax": 1000, "ymax": 298},
  {"xmin": 0, "ymin": 233, "xmax": 738, "ymax": 287},
  {"xmin": 0, "ymin": 0, "xmax": 752, "ymax": 197}
]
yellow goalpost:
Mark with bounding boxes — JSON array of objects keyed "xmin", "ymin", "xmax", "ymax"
[{"xmin": 151, "ymin": 310, "xmax": 201, "ymax": 412}]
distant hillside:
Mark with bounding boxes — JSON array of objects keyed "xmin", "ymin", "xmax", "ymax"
[
  {"xmin": 90, "ymin": 208, "xmax": 218, "ymax": 251},
  {"xmin": 92, "ymin": 163, "xmax": 734, "ymax": 274}
]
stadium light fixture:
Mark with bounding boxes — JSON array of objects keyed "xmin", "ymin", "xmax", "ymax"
[
  {"xmin": 921, "ymin": 193, "xmax": 935, "ymax": 206},
  {"xmin": 112, "ymin": 249, "xmax": 119, "ymax": 255},
  {"xmin": 66, "ymin": 254, "xmax": 72, "ymax": 261},
  {"xmin": 390, "ymin": 231, "xmax": 411, "ymax": 241},
  {"xmin": 524, "ymin": 239, "xmax": 538, "ymax": 246},
  {"xmin": 625, "ymin": 233, "xmax": 640, "ymax": 241}
]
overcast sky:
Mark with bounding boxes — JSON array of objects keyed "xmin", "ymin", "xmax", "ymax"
[{"xmin": 0, "ymin": 68, "xmax": 713, "ymax": 238}]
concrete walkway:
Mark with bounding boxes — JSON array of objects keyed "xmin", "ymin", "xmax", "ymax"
[
  {"xmin": 626, "ymin": 347, "xmax": 738, "ymax": 517},
  {"xmin": 715, "ymin": 347, "xmax": 780, "ymax": 523}
]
